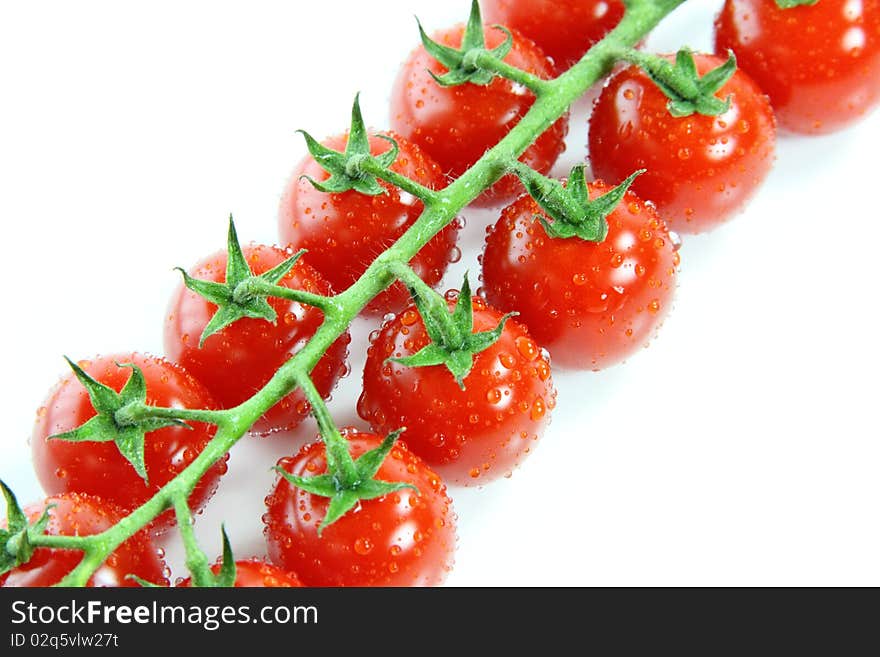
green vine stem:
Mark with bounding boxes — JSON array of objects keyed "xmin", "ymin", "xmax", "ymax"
[
  {"xmin": 470, "ymin": 49, "xmax": 550, "ymax": 94},
  {"xmin": 4, "ymin": 0, "xmax": 686, "ymax": 587}
]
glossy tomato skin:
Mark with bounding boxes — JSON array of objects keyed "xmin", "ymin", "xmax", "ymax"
[
  {"xmin": 483, "ymin": 0, "xmax": 625, "ymax": 72},
  {"xmin": 0, "ymin": 493, "xmax": 168, "ymax": 587},
  {"xmin": 589, "ymin": 53, "xmax": 775, "ymax": 234},
  {"xmin": 264, "ymin": 431, "xmax": 456, "ymax": 587},
  {"xmin": 390, "ymin": 23, "xmax": 567, "ymax": 207},
  {"xmin": 31, "ymin": 353, "xmax": 225, "ymax": 533},
  {"xmin": 715, "ymin": 0, "xmax": 880, "ymax": 134},
  {"xmin": 482, "ymin": 182, "xmax": 678, "ymax": 370},
  {"xmin": 164, "ymin": 245, "xmax": 350, "ymax": 435},
  {"xmin": 279, "ymin": 132, "xmax": 460, "ymax": 315},
  {"xmin": 179, "ymin": 559, "xmax": 304, "ymax": 587},
  {"xmin": 358, "ymin": 296, "xmax": 555, "ymax": 486}
]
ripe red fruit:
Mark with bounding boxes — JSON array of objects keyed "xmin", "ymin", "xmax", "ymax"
[
  {"xmin": 1, "ymin": 493, "xmax": 168, "ymax": 587},
  {"xmin": 164, "ymin": 244, "xmax": 350, "ymax": 435},
  {"xmin": 179, "ymin": 559, "xmax": 304, "ymax": 588},
  {"xmin": 482, "ymin": 181, "xmax": 678, "ymax": 370},
  {"xmin": 715, "ymin": 0, "xmax": 880, "ymax": 135},
  {"xmin": 358, "ymin": 294, "xmax": 555, "ymax": 485},
  {"xmin": 390, "ymin": 23, "xmax": 567, "ymax": 206},
  {"xmin": 588, "ymin": 53, "xmax": 775, "ymax": 233},
  {"xmin": 279, "ymin": 132, "xmax": 460, "ymax": 315},
  {"xmin": 264, "ymin": 430, "xmax": 456, "ymax": 586},
  {"xmin": 482, "ymin": 0, "xmax": 625, "ymax": 72},
  {"xmin": 31, "ymin": 353, "xmax": 225, "ymax": 533}
]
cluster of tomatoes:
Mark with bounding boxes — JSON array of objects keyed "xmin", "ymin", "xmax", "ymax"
[{"xmin": 3, "ymin": 0, "xmax": 879, "ymax": 588}]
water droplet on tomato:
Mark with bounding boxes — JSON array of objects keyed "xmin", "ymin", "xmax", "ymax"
[
  {"xmin": 515, "ymin": 336, "xmax": 538, "ymax": 361},
  {"xmin": 498, "ymin": 352, "xmax": 516, "ymax": 369},
  {"xmin": 530, "ymin": 397, "xmax": 546, "ymax": 421}
]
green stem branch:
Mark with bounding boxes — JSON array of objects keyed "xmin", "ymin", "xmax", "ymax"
[
  {"xmin": 473, "ymin": 51, "xmax": 549, "ymax": 94},
  {"xmin": 115, "ymin": 404, "xmax": 229, "ymax": 428},
  {"xmin": 359, "ymin": 158, "xmax": 441, "ymax": 205},
  {"xmin": 234, "ymin": 278, "xmax": 335, "ymax": 314}
]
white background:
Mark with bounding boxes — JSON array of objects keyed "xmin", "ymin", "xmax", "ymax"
[{"xmin": 1, "ymin": 0, "xmax": 878, "ymax": 586}]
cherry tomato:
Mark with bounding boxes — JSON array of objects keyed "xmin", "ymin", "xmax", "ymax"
[
  {"xmin": 179, "ymin": 559, "xmax": 304, "ymax": 588},
  {"xmin": 0, "ymin": 493, "xmax": 168, "ymax": 587},
  {"xmin": 588, "ymin": 53, "xmax": 776, "ymax": 233},
  {"xmin": 715, "ymin": 0, "xmax": 880, "ymax": 135},
  {"xmin": 279, "ymin": 132, "xmax": 460, "ymax": 315},
  {"xmin": 357, "ymin": 294, "xmax": 555, "ymax": 485},
  {"xmin": 31, "ymin": 353, "xmax": 225, "ymax": 533},
  {"xmin": 483, "ymin": 0, "xmax": 625, "ymax": 72},
  {"xmin": 264, "ymin": 430, "xmax": 456, "ymax": 586},
  {"xmin": 164, "ymin": 244, "xmax": 350, "ymax": 435},
  {"xmin": 390, "ymin": 22, "xmax": 567, "ymax": 207},
  {"xmin": 482, "ymin": 181, "xmax": 678, "ymax": 370}
]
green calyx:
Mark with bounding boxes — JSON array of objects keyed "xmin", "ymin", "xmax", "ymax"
[
  {"xmin": 627, "ymin": 47, "xmax": 738, "ymax": 117},
  {"xmin": 390, "ymin": 270, "xmax": 514, "ymax": 388},
  {"xmin": 275, "ymin": 429, "xmax": 415, "ymax": 533},
  {"xmin": 298, "ymin": 94, "xmax": 398, "ymax": 196},
  {"xmin": 176, "ymin": 217, "xmax": 307, "ymax": 346},
  {"xmin": 417, "ymin": 0, "xmax": 512, "ymax": 86},
  {"xmin": 0, "ymin": 480, "xmax": 52, "ymax": 576},
  {"xmin": 775, "ymin": 0, "xmax": 818, "ymax": 8},
  {"xmin": 49, "ymin": 359, "xmax": 190, "ymax": 483},
  {"xmin": 181, "ymin": 523, "xmax": 237, "ymax": 588},
  {"xmin": 513, "ymin": 164, "xmax": 644, "ymax": 242}
]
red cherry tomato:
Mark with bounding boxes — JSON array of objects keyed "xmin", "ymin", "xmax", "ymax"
[
  {"xmin": 588, "ymin": 53, "xmax": 776, "ymax": 233},
  {"xmin": 357, "ymin": 294, "xmax": 555, "ymax": 485},
  {"xmin": 0, "ymin": 493, "xmax": 168, "ymax": 587},
  {"xmin": 179, "ymin": 559, "xmax": 304, "ymax": 588},
  {"xmin": 482, "ymin": 181, "xmax": 679, "ymax": 370},
  {"xmin": 715, "ymin": 0, "xmax": 880, "ymax": 134},
  {"xmin": 164, "ymin": 244, "xmax": 350, "ymax": 435},
  {"xmin": 483, "ymin": 0, "xmax": 625, "ymax": 72},
  {"xmin": 264, "ymin": 430, "xmax": 456, "ymax": 586},
  {"xmin": 390, "ymin": 23, "xmax": 567, "ymax": 207},
  {"xmin": 279, "ymin": 132, "xmax": 460, "ymax": 315},
  {"xmin": 31, "ymin": 353, "xmax": 225, "ymax": 533}
]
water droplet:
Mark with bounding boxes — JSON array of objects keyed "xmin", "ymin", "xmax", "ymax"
[
  {"xmin": 498, "ymin": 352, "xmax": 516, "ymax": 369},
  {"xmin": 515, "ymin": 336, "xmax": 539, "ymax": 361},
  {"xmin": 354, "ymin": 537, "xmax": 374, "ymax": 555},
  {"xmin": 530, "ymin": 397, "xmax": 546, "ymax": 421}
]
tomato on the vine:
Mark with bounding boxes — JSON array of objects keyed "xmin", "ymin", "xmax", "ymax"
[
  {"xmin": 357, "ymin": 294, "xmax": 555, "ymax": 485},
  {"xmin": 164, "ymin": 244, "xmax": 350, "ymax": 435},
  {"xmin": 390, "ymin": 22, "xmax": 567, "ymax": 207},
  {"xmin": 179, "ymin": 559, "xmax": 304, "ymax": 588},
  {"xmin": 0, "ymin": 493, "xmax": 168, "ymax": 588},
  {"xmin": 279, "ymin": 132, "xmax": 460, "ymax": 315},
  {"xmin": 31, "ymin": 353, "xmax": 225, "ymax": 533},
  {"xmin": 482, "ymin": 180, "xmax": 678, "ymax": 370},
  {"xmin": 263, "ymin": 430, "xmax": 456, "ymax": 586},
  {"xmin": 714, "ymin": 0, "xmax": 880, "ymax": 135},
  {"xmin": 588, "ymin": 53, "xmax": 776, "ymax": 233},
  {"xmin": 482, "ymin": 0, "xmax": 625, "ymax": 72}
]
